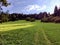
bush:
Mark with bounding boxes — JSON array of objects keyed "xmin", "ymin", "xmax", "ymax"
[
  {"xmin": 26, "ymin": 17, "xmax": 35, "ymax": 22},
  {"xmin": 41, "ymin": 17, "xmax": 48, "ymax": 22},
  {"xmin": 47, "ymin": 16, "xmax": 54, "ymax": 22},
  {"xmin": 0, "ymin": 20, "xmax": 2, "ymax": 23},
  {"xmin": 41, "ymin": 16, "xmax": 60, "ymax": 23},
  {"xmin": 26, "ymin": 17, "xmax": 31, "ymax": 21},
  {"xmin": 54, "ymin": 16, "xmax": 60, "ymax": 23},
  {"xmin": 30, "ymin": 18, "xmax": 35, "ymax": 22}
]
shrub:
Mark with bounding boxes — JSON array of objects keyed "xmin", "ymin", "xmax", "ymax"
[
  {"xmin": 47, "ymin": 16, "xmax": 54, "ymax": 22},
  {"xmin": 26, "ymin": 17, "xmax": 31, "ymax": 21},
  {"xmin": 41, "ymin": 17, "xmax": 48, "ymax": 22},
  {"xmin": 54, "ymin": 16, "xmax": 60, "ymax": 23},
  {"xmin": 26, "ymin": 17, "xmax": 35, "ymax": 22},
  {"xmin": 30, "ymin": 18, "xmax": 35, "ymax": 22},
  {"xmin": 0, "ymin": 20, "xmax": 2, "ymax": 23}
]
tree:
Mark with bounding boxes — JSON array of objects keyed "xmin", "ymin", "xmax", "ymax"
[
  {"xmin": 0, "ymin": 0, "xmax": 10, "ymax": 13},
  {"xmin": 54, "ymin": 6, "xmax": 58, "ymax": 16},
  {"xmin": 58, "ymin": 8, "xmax": 60, "ymax": 16},
  {"xmin": 0, "ymin": 0, "xmax": 10, "ymax": 23},
  {"xmin": 0, "ymin": 6, "xmax": 3, "ymax": 23},
  {"xmin": 0, "ymin": 0, "xmax": 9, "ymax": 6},
  {"xmin": 0, "ymin": 12, "xmax": 9, "ymax": 22}
]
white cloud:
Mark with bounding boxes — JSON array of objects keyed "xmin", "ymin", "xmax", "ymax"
[
  {"xmin": 25, "ymin": 4, "xmax": 46, "ymax": 12},
  {"xmin": 48, "ymin": 0, "xmax": 60, "ymax": 14}
]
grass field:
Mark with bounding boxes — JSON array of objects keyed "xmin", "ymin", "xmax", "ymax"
[{"xmin": 0, "ymin": 20, "xmax": 60, "ymax": 45}]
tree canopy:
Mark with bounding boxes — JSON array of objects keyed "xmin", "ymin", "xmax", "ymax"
[{"xmin": 0, "ymin": 0, "xmax": 10, "ymax": 6}]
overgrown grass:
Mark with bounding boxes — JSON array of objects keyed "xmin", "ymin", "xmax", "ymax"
[{"xmin": 0, "ymin": 20, "xmax": 60, "ymax": 45}]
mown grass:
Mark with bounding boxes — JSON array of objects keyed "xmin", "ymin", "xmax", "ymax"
[{"xmin": 0, "ymin": 20, "xmax": 60, "ymax": 45}]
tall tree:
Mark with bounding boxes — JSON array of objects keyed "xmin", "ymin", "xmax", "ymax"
[
  {"xmin": 58, "ymin": 8, "xmax": 60, "ymax": 16},
  {"xmin": 0, "ymin": 0, "xmax": 10, "ymax": 23},
  {"xmin": 54, "ymin": 6, "xmax": 58, "ymax": 16}
]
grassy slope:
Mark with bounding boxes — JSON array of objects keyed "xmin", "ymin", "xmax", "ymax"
[{"xmin": 0, "ymin": 20, "xmax": 60, "ymax": 45}]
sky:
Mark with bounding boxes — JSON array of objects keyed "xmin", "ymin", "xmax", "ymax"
[{"xmin": 1, "ymin": 0, "xmax": 60, "ymax": 14}]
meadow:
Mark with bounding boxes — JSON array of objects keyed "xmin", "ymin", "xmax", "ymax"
[{"xmin": 0, "ymin": 20, "xmax": 60, "ymax": 45}]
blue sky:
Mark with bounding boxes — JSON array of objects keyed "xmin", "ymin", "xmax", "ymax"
[{"xmin": 2, "ymin": 0, "xmax": 60, "ymax": 14}]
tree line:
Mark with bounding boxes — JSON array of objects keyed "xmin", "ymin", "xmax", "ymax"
[
  {"xmin": 41, "ymin": 6, "xmax": 60, "ymax": 23},
  {"xmin": 0, "ymin": 6, "xmax": 60, "ymax": 23}
]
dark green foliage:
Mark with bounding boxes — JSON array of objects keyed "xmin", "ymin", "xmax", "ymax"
[
  {"xmin": 54, "ymin": 6, "xmax": 58, "ymax": 16},
  {"xmin": 26, "ymin": 17, "xmax": 35, "ymax": 22},
  {"xmin": 26, "ymin": 17, "xmax": 31, "ymax": 21},
  {"xmin": 1, "ymin": 12, "xmax": 9, "ymax": 22},
  {"xmin": 0, "ymin": 0, "xmax": 9, "ymax": 6},
  {"xmin": 41, "ymin": 13, "xmax": 48, "ymax": 22},
  {"xmin": 0, "ymin": 20, "xmax": 2, "ymax": 23},
  {"xmin": 0, "ymin": 0, "xmax": 9, "ymax": 23},
  {"xmin": 41, "ymin": 18, "xmax": 48, "ymax": 22},
  {"xmin": 30, "ymin": 18, "xmax": 35, "ymax": 22},
  {"xmin": 10, "ymin": 15, "xmax": 17, "ymax": 21}
]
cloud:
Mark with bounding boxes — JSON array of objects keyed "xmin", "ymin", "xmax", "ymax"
[
  {"xmin": 47, "ymin": 0, "xmax": 60, "ymax": 14},
  {"xmin": 25, "ymin": 4, "xmax": 46, "ymax": 12}
]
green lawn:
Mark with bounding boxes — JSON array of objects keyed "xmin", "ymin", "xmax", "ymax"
[{"xmin": 0, "ymin": 20, "xmax": 60, "ymax": 45}]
